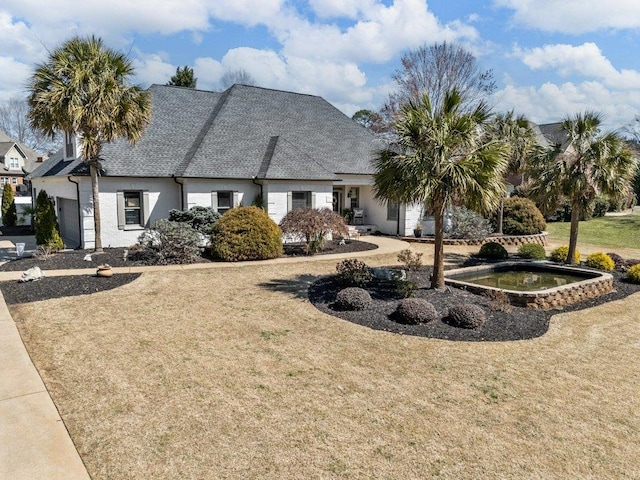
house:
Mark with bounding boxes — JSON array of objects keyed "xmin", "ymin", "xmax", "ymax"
[
  {"xmin": 29, "ymin": 84, "xmax": 425, "ymax": 249},
  {"xmin": 0, "ymin": 131, "xmax": 46, "ymax": 195}
]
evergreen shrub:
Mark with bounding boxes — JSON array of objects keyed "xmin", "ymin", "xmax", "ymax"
[{"xmin": 210, "ymin": 206, "xmax": 282, "ymax": 261}]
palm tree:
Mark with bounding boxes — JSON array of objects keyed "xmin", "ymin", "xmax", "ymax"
[
  {"xmin": 374, "ymin": 89, "xmax": 509, "ymax": 288},
  {"xmin": 489, "ymin": 111, "xmax": 538, "ymax": 234},
  {"xmin": 528, "ymin": 112, "xmax": 635, "ymax": 264},
  {"xmin": 27, "ymin": 36, "xmax": 151, "ymax": 252}
]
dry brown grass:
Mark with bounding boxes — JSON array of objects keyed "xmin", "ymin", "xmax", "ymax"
[{"xmin": 11, "ymin": 251, "xmax": 640, "ymax": 479}]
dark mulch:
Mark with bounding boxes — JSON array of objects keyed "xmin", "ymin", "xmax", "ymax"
[
  {"xmin": 0, "ymin": 274, "xmax": 142, "ymax": 305},
  {"xmin": 0, "ymin": 225, "xmax": 34, "ymax": 236},
  {"xmin": 308, "ymin": 267, "xmax": 640, "ymax": 342},
  {"xmin": 0, "ymin": 239, "xmax": 377, "ymax": 305},
  {"xmin": 283, "ymin": 239, "xmax": 377, "ymax": 256}
]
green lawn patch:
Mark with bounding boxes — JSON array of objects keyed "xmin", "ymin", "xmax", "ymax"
[{"xmin": 546, "ymin": 211, "xmax": 640, "ymax": 249}]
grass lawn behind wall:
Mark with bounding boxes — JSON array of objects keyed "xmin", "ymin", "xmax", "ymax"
[{"xmin": 545, "ymin": 210, "xmax": 640, "ymax": 251}]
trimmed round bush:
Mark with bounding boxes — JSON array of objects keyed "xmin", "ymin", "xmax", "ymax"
[
  {"xmin": 335, "ymin": 287, "xmax": 372, "ymax": 311},
  {"xmin": 517, "ymin": 243, "xmax": 546, "ymax": 260},
  {"xmin": 446, "ymin": 303, "xmax": 486, "ymax": 329},
  {"xmin": 585, "ymin": 252, "xmax": 615, "ymax": 271},
  {"xmin": 478, "ymin": 242, "xmax": 508, "ymax": 260},
  {"xmin": 606, "ymin": 252, "xmax": 626, "ymax": 270},
  {"xmin": 550, "ymin": 246, "xmax": 581, "ymax": 263},
  {"xmin": 626, "ymin": 264, "xmax": 640, "ymax": 284},
  {"xmin": 336, "ymin": 258, "xmax": 372, "ymax": 287},
  {"xmin": 210, "ymin": 206, "xmax": 283, "ymax": 261},
  {"xmin": 501, "ymin": 197, "xmax": 546, "ymax": 235},
  {"xmin": 393, "ymin": 298, "xmax": 438, "ymax": 325}
]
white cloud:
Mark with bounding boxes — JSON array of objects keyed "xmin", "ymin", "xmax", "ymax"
[
  {"xmin": 494, "ymin": 79, "xmax": 640, "ymax": 128},
  {"xmin": 515, "ymin": 43, "xmax": 640, "ymax": 90},
  {"xmin": 193, "ymin": 57, "xmax": 225, "ymax": 91},
  {"xmin": 207, "ymin": 0, "xmax": 286, "ymax": 26},
  {"xmin": 308, "ymin": 0, "xmax": 378, "ymax": 19},
  {"xmin": 495, "ymin": 0, "xmax": 640, "ymax": 33},
  {"xmin": 277, "ymin": 0, "xmax": 480, "ymax": 64},
  {"xmin": 131, "ymin": 53, "xmax": 177, "ymax": 87},
  {"xmin": 0, "ymin": 57, "xmax": 32, "ymax": 101}
]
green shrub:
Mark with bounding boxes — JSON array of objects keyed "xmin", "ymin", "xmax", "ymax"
[
  {"xmin": 626, "ymin": 264, "xmax": 640, "ymax": 284},
  {"xmin": 397, "ymin": 249, "xmax": 423, "ymax": 270},
  {"xmin": 584, "ymin": 252, "xmax": 614, "ymax": 271},
  {"xmin": 210, "ymin": 206, "xmax": 282, "ymax": 261},
  {"xmin": 33, "ymin": 189, "xmax": 64, "ymax": 250},
  {"xmin": 592, "ymin": 197, "xmax": 609, "ymax": 218},
  {"xmin": 336, "ymin": 258, "xmax": 372, "ymax": 287},
  {"xmin": 393, "ymin": 298, "xmax": 438, "ymax": 325},
  {"xmin": 1, "ymin": 184, "xmax": 17, "ymax": 227},
  {"xmin": 446, "ymin": 303, "xmax": 486, "ymax": 329},
  {"xmin": 395, "ymin": 280, "xmax": 418, "ymax": 298},
  {"xmin": 517, "ymin": 243, "xmax": 546, "ymax": 260},
  {"xmin": 335, "ymin": 287, "xmax": 372, "ymax": 311},
  {"xmin": 135, "ymin": 219, "xmax": 202, "ymax": 265},
  {"xmin": 500, "ymin": 197, "xmax": 546, "ymax": 235},
  {"xmin": 445, "ymin": 206, "xmax": 493, "ymax": 239},
  {"xmin": 550, "ymin": 246, "xmax": 581, "ymax": 263},
  {"xmin": 168, "ymin": 206, "xmax": 220, "ymax": 233},
  {"xmin": 606, "ymin": 252, "xmax": 626, "ymax": 270},
  {"xmin": 478, "ymin": 242, "xmax": 508, "ymax": 260}
]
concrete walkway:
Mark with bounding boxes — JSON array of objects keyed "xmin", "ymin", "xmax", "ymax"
[{"xmin": 0, "ymin": 235, "xmax": 409, "ymax": 479}]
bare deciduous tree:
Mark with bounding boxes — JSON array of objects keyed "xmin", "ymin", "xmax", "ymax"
[
  {"xmin": 0, "ymin": 97, "xmax": 61, "ymax": 154},
  {"xmin": 382, "ymin": 42, "xmax": 496, "ymax": 121},
  {"xmin": 220, "ymin": 69, "xmax": 256, "ymax": 89}
]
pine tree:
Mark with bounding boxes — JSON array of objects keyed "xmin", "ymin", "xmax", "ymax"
[
  {"xmin": 1, "ymin": 184, "xmax": 16, "ymax": 226},
  {"xmin": 34, "ymin": 189, "xmax": 64, "ymax": 249},
  {"xmin": 167, "ymin": 66, "xmax": 197, "ymax": 88}
]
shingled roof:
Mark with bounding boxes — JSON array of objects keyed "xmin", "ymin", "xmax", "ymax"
[
  {"xmin": 0, "ymin": 131, "xmax": 44, "ymax": 174},
  {"xmin": 31, "ymin": 84, "xmax": 379, "ymax": 181}
]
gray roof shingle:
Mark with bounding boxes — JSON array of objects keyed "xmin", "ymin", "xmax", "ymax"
[{"xmin": 33, "ymin": 85, "xmax": 379, "ymax": 181}]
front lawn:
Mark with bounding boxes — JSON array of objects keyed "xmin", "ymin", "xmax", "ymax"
[
  {"xmin": 545, "ymin": 210, "xmax": 640, "ymax": 250},
  {"xmin": 10, "ymin": 254, "xmax": 640, "ymax": 479}
]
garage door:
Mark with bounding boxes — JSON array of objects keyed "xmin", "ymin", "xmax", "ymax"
[{"xmin": 57, "ymin": 197, "xmax": 80, "ymax": 248}]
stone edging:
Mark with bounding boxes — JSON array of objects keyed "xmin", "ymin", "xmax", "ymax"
[
  {"xmin": 405, "ymin": 232, "xmax": 548, "ymax": 247},
  {"xmin": 444, "ymin": 261, "xmax": 613, "ymax": 310}
]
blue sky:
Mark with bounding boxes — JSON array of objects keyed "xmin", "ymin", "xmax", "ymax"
[{"xmin": 2, "ymin": 0, "xmax": 640, "ymax": 130}]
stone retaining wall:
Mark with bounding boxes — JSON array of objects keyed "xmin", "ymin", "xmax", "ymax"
[
  {"xmin": 406, "ymin": 232, "xmax": 548, "ymax": 247},
  {"xmin": 445, "ymin": 262, "xmax": 614, "ymax": 310}
]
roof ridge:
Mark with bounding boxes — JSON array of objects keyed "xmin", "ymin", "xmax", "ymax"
[
  {"xmin": 257, "ymin": 136, "xmax": 278, "ymax": 179},
  {"xmin": 174, "ymin": 89, "xmax": 232, "ymax": 177}
]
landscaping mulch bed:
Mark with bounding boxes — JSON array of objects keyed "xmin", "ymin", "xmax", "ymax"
[
  {"xmin": 0, "ymin": 239, "xmax": 376, "ymax": 305},
  {"xmin": 308, "ymin": 267, "xmax": 640, "ymax": 342}
]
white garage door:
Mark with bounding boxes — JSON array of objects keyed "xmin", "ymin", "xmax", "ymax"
[{"xmin": 57, "ymin": 197, "xmax": 80, "ymax": 248}]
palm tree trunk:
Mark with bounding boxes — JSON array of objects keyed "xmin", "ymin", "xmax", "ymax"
[
  {"xmin": 431, "ymin": 200, "xmax": 446, "ymax": 289},
  {"xmin": 90, "ymin": 163, "xmax": 103, "ymax": 253},
  {"xmin": 567, "ymin": 199, "xmax": 581, "ymax": 264},
  {"xmin": 496, "ymin": 197, "xmax": 504, "ymax": 235}
]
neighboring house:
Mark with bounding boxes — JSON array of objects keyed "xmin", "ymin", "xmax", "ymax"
[
  {"xmin": 29, "ymin": 84, "xmax": 426, "ymax": 249},
  {"xmin": 0, "ymin": 131, "xmax": 46, "ymax": 195}
]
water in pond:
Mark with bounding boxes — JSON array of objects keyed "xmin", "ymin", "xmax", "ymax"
[{"xmin": 452, "ymin": 269, "xmax": 589, "ymax": 291}]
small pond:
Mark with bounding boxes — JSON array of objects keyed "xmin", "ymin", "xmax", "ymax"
[
  {"xmin": 445, "ymin": 262, "xmax": 614, "ymax": 309},
  {"xmin": 448, "ymin": 265, "xmax": 589, "ymax": 291}
]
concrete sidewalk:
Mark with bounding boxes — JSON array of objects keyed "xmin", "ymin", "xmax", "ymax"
[
  {"xmin": 0, "ymin": 293, "xmax": 90, "ymax": 479},
  {"xmin": 0, "ymin": 235, "xmax": 408, "ymax": 479}
]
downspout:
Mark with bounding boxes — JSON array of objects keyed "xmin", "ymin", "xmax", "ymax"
[
  {"xmin": 396, "ymin": 202, "xmax": 401, "ymax": 236},
  {"xmin": 252, "ymin": 176, "xmax": 264, "ymax": 208},
  {"xmin": 172, "ymin": 175, "xmax": 185, "ymax": 211},
  {"xmin": 67, "ymin": 175, "xmax": 83, "ymax": 248}
]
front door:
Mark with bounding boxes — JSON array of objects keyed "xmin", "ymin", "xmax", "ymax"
[{"xmin": 332, "ymin": 190, "xmax": 343, "ymax": 214}]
